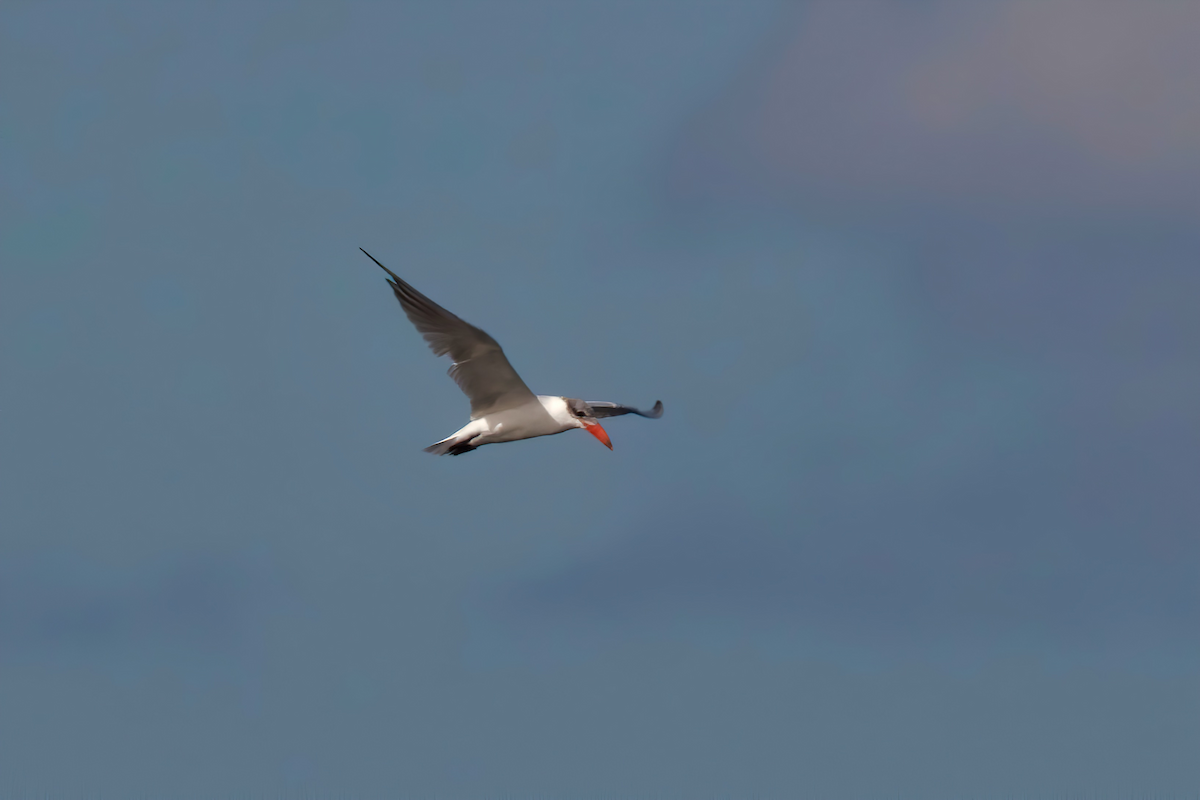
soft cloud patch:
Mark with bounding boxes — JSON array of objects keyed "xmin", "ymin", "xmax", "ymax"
[{"xmin": 673, "ymin": 0, "xmax": 1200, "ymax": 214}]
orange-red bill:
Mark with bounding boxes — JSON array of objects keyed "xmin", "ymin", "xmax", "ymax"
[{"xmin": 584, "ymin": 421, "xmax": 613, "ymax": 449}]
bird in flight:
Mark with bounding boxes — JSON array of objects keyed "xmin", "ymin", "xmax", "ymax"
[{"xmin": 360, "ymin": 248, "xmax": 663, "ymax": 455}]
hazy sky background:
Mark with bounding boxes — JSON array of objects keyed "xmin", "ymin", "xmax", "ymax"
[{"xmin": 2, "ymin": 1, "xmax": 1197, "ymax": 796}]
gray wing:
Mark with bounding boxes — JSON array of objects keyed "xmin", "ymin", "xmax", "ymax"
[
  {"xmin": 361, "ymin": 248, "xmax": 537, "ymax": 418},
  {"xmin": 586, "ymin": 400, "xmax": 664, "ymax": 419}
]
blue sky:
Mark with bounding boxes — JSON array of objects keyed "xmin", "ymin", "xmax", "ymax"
[{"xmin": 2, "ymin": 1, "xmax": 1197, "ymax": 796}]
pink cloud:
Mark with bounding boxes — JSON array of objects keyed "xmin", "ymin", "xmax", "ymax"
[{"xmin": 677, "ymin": 1, "xmax": 1200, "ymax": 214}]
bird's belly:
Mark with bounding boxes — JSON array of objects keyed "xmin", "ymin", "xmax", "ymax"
[{"xmin": 477, "ymin": 405, "xmax": 565, "ymax": 443}]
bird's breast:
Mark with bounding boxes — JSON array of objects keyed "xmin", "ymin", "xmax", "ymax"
[{"xmin": 478, "ymin": 401, "xmax": 570, "ymax": 442}]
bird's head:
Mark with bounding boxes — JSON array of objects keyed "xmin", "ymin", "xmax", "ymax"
[{"xmin": 563, "ymin": 397, "xmax": 612, "ymax": 450}]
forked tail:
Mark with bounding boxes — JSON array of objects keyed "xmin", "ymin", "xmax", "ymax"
[{"xmin": 423, "ymin": 436, "xmax": 478, "ymax": 456}]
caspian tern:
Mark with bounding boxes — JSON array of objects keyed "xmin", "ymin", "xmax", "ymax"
[{"xmin": 360, "ymin": 248, "xmax": 663, "ymax": 456}]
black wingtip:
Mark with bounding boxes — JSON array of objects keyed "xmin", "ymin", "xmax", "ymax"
[
  {"xmin": 647, "ymin": 400, "xmax": 664, "ymax": 418},
  {"xmin": 359, "ymin": 247, "xmax": 383, "ymax": 268},
  {"xmin": 359, "ymin": 247, "xmax": 403, "ymax": 286}
]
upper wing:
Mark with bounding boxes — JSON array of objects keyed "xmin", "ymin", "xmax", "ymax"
[
  {"xmin": 361, "ymin": 248, "xmax": 537, "ymax": 418},
  {"xmin": 585, "ymin": 400, "xmax": 664, "ymax": 419}
]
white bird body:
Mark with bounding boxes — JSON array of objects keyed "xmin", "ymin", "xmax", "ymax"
[
  {"xmin": 430, "ymin": 395, "xmax": 578, "ymax": 451},
  {"xmin": 359, "ymin": 248, "xmax": 663, "ymax": 455}
]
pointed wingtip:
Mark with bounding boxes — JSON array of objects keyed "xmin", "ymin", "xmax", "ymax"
[{"xmin": 359, "ymin": 247, "xmax": 402, "ymax": 285}]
